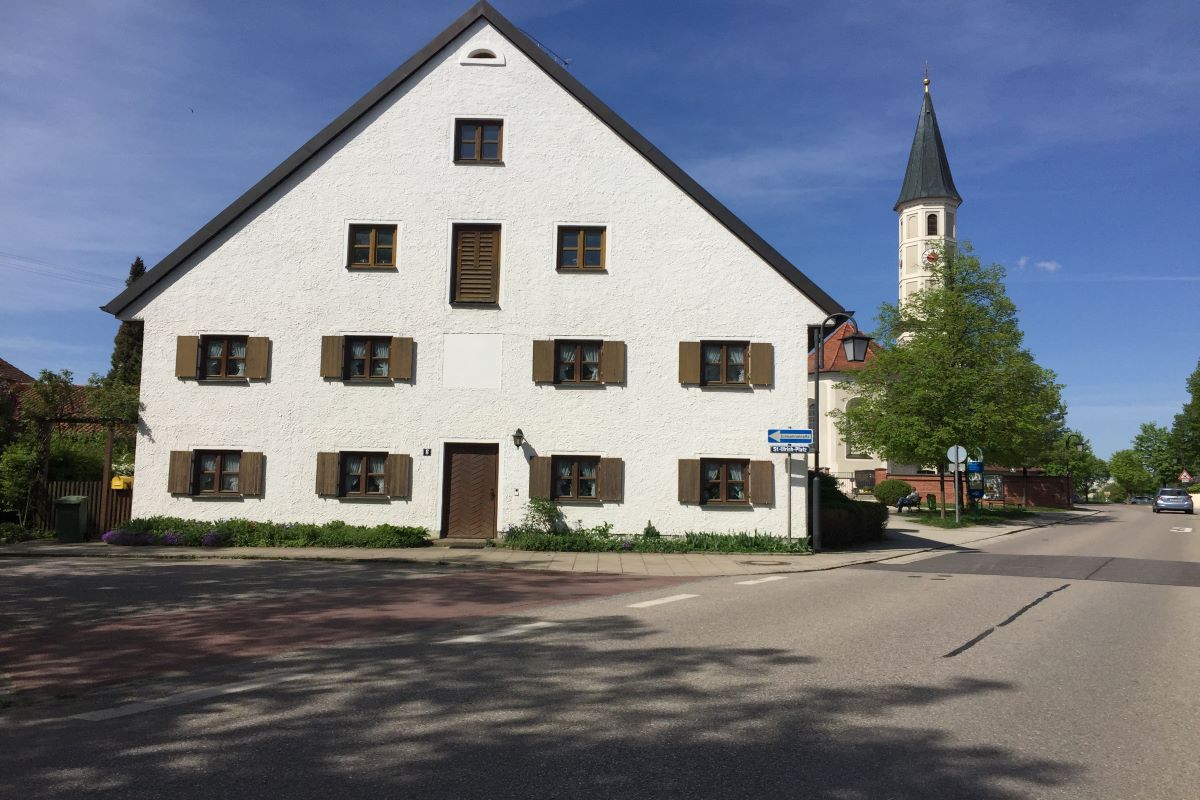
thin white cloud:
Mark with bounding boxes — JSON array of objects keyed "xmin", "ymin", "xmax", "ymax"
[
  {"xmin": 1035, "ymin": 260, "xmax": 1062, "ymax": 273},
  {"xmin": 1016, "ymin": 256, "xmax": 1029, "ymax": 270}
]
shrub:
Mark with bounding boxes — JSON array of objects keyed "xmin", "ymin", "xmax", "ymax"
[
  {"xmin": 872, "ymin": 479, "xmax": 914, "ymax": 506},
  {"xmin": 501, "ymin": 527, "xmax": 810, "ymax": 554},
  {"xmin": 520, "ymin": 497, "xmax": 568, "ymax": 534},
  {"xmin": 815, "ymin": 474, "xmax": 889, "ymax": 549},
  {"xmin": 643, "ymin": 520, "xmax": 660, "ymax": 538},
  {"xmin": 101, "ymin": 529, "xmax": 156, "ymax": 546},
  {"xmin": 115, "ymin": 517, "xmax": 431, "ymax": 548},
  {"xmin": 0, "ymin": 521, "xmax": 52, "ymax": 545}
]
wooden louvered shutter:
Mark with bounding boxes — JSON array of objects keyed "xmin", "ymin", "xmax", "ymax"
[
  {"xmin": 749, "ymin": 460, "xmax": 775, "ymax": 505},
  {"xmin": 316, "ymin": 452, "xmax": 340, "ymax": 496},
  {"xmin": 529, "ymin": 456, "xmax": 552, "ymax": 499},
  {"xmin": 244, "ymin": 337, "xmax": 270, "ymax": 380},
  {"xmin": 452, "ymin": 225, "xmax": 500, "ymax": 304},
  {"xmin": 748, "ymin": 342, "xmax": 774, "ymax": 386},
  {"xmin": 240, "ymin": 452, "xmax": 265, "ymax": 496},
  {"xmin": 598, "ymin": 458, "xmax": 625, "ymax": 503},
  {"xmin": 175, "ymin": 336, "xmax": 199, "ymax": 379},
  {"xmin": 678, "ymin": 459, "xmax": 701, "ymax": 503},
  {"xmin": 600, "ymin": 341, "xmax": 626, "ymax": 385},
  {"xmin": 389, "ymin": 337, "xmax": 414, "ymax": 381},
  {"xmin": 678, "ymin": 341, "xmax": 701, "ymax": 385},
  {"xmin": 320, "ymin": 336, "xmax": 344, "ymax": 379},
  {"xmin": 167, "ymin": 451, "xmax": 193, "ymax": 494},
  {"xmin": 386, "ymin": 453, "xmax": 412, "ymax": 499},
  {"xmin": 532, "ymin": 340, "xmax": 555, "ymax": 383}
]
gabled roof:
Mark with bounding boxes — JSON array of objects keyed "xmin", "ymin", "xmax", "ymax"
[
  {"xmin": 894, "ymin": 82, "xmax": 961, "ymax": 211},
  {"xmin": 0, "ymin": 357, "xmax": 34, "ymax": 386},
  {"xmin": 103, "ymin": 1, "xmax": 844, "ymax": 318},
  {"xmin": 808, "ymin": 321, "xmax": 881, "ymax": 375}
]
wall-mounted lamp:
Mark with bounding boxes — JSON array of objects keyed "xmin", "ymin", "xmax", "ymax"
[{"xmin": 512, "ymin": 428, "xmax": 525, "ymax": 449}]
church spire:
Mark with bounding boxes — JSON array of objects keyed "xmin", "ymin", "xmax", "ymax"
[{"xmin": 894, "ymin": 80, "xmax": 961, "ymax": 211}]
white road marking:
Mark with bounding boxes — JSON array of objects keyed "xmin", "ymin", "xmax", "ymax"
[
  {"xmin": 735, "ymin": 576, "xmax": 787, "ymax": 585},
  {"xmin": 627, "ymin": 594, "xmax": 699, "ymax": 608},
  {"xmin": 1169, "ymin": 527, "xmax": 1193, "ymax": 533},
  {"xmin": 439, "ymin": 620, "xmax": 558, "ymax": 644},
  {"xmin": 72, "ymin": 673, "xmax": 312, "ymax": 722}
]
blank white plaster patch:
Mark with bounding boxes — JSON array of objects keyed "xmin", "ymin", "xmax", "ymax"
[{"xmin": 442, "ymin": 333, "xmax": 503, "ymax": 389}]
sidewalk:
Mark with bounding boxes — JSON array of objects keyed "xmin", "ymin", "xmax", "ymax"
[{"xmin": 0, "ymin": 510, "xmax": 1098, "ymax": 577}]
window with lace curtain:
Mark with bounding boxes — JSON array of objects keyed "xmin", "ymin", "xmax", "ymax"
[
  {"xmin": 701, "ymin": 342, "xmax": 747, "ymax": 386},
  {"xmin": 551, "ymin": 456, "xmax": 599, "ymax": 500},
  {"xmin": 200, "ymin": 336, "xmax": 247, "ymax": 379},
  {"xmin": 341, "ymin": 452, "xmax": 387, "ymax": 496},
  {"xmin": 701, "ymin": 459, "xmax": 749, "ymax": 504},
  {"xmin": 345, "ymin": 337, "xmax": 391, "ymax": 380},
  {"xmin": 555, "ymin": 340, "xmax": 601, "ymax": 383},
  {"xmin": 194, "ymin": 451, "xmax": 241, "ymax": 494}
]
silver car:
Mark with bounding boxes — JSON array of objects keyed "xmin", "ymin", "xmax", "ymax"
[{"xmin": 1152, "ymin": 488, "xmax": 1194, "ymax": 514}]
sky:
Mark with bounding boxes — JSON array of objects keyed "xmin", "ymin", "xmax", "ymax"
[{"xmin": 1, "ymin": 0, "xmax": 1197, "ymax": 459}]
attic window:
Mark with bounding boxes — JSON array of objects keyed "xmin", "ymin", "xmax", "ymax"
[{"xmin": 461, "ymin": 48, "xmax": 505, "ymax": 66}]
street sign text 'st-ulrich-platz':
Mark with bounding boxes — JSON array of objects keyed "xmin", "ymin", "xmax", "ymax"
[{"xmin": 768, "ymin": 429, "xmax": 812, "ymax": 453}]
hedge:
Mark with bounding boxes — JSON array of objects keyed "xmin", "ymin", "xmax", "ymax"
[
  {"xmin": 816, "ymin": 474, "xmax": 889, "ymax": 549},
  {"xmin": 501, "ymin": 529, "xmax": 811, "ymax": 554},
  {"xmin": 112, "ymin": 517, "xmax": 431, "ymax": 548}
]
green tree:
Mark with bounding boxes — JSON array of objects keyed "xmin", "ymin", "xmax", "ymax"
[
  {"xmin": 1171, "ymin": 358, "xmax": 1200, "ymax": 474},
  {"xmin": 1041, "ymin": 430, "xmax": 1108, "ymax": 500},
  {"xmin": 107, "ymin": 256, "xmax": 145, "ymax": 385},
  {"xmin": 2, "ymin": 370, "xmax": 75, "ymax": 526},
  {"xmin": 1108, "ymin": 449, "xmax": 1155, "ymax": 497},
  {"xmin": 833, "ymin": 244, "xmax": 1064, "ymax": 479},
  {"xmin": 1132, "ymin": 422, "xmax": 1179, "ymax": 487}
]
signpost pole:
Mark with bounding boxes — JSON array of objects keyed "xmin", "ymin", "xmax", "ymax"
[
  {"xmin": 786, "ymin": 452, "xmax": 792, "ymax": 540},
  {"xmin": 954, "ymin": 462, "xmax": 961, "ymax": 524}
]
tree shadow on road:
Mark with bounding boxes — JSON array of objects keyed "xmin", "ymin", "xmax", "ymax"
[{"xmin": 3, "ymin": 614, "xmax": 1082, "ymax": 799}]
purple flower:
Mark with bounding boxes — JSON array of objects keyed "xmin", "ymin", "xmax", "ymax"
[
  {"xmin": 201, "ymin": 531, "xmax": 224, "ymax": 547},
  {"xmin": 620, "ymin": 539, "xmax": 633, "ymax": 550},
  {"xmin": 162, "ymin": 531, "xmax": 184, "ymax": 546}
]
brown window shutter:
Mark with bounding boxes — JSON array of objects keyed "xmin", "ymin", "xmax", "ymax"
[
  {"xmin": 678, "ymin": 341, "xmax": 701, "ymax": 385},
  {"xmin": 597, "ymin": 458, "xmax": 625, "ymax": 503},
  {"xmin": 244, "ymin": 337, "xmax": 270, "ymax": 380},
  {"xmin": 678, "ymin": 459, "xmax": 701, "ymax": 503},
  {"xmin": 389, "ymin": 337, "xmax": 414, "ymax": 381},
  {"xmin": 175, "ymin": 336, "xmax": 199, "ymax": 379},
  {"xmin": 320, "ymin": 336, "xmax": 344, "ymax": 379},
  {"xmin": 386, "ymin": 453, "xmax": 412, "ymax": 499},
  {"xmin": 240, "ymin": 452, "xmax": 265, "ymax": 496},
  {"xmin": 167, "ymin": 450, "xmax": 193, "ymax": 494},
  {"xmin": 532, "ymin": 340, "xmax": 555, "ymax": 383},
  {"xmin": 600, "ymin": 340, "xmax": 626, "ymax": 385},
  {"xmin": 452, "ymin": 225, "xmax": 500, "ymax": 303},
  {"xmin": 748, "ymin": 342, "xmax": 774, "ymax": 386},
  {"xmin": 749, "ymin": 460, "xmax": 775, "ymax": 505},
  {"xmin": 316, "ymin": 452, "xmax": 340, "ymax": 496},
  {"xmin": 528, "ymin": 456, "xmax": 551, "ymax": 499}
]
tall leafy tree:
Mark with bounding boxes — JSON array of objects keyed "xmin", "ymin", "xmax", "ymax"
[
  {"xmin": 1171, "ymin": 358, "xmax": 1200, "ymax": 474},
  {"xmin": 1042, "ymin": 430, "xmax": 1108, "ymax": 500},
  {"xmin": 107, "ymin": 256, "xmax": 145, "ymax": 385},
  {"xmin": 1108, "ymin": 449, "xmax": 1156, "ymax": 497},
  {"xmin": 833, "ymin": 244, "xmax": 1064, "ymax": 475},
  {"xmin": 1132, "ymin": 422, "xmax": 1179, "ymax": 487}
]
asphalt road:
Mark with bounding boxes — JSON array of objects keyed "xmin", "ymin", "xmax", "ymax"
[{"xmin": 1, "ymin": 505, "xmax": 1197, "ymax": 799}]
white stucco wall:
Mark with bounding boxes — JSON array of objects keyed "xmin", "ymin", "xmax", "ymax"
[
  {"xmin": 808, "ymin": 372, "xmax": 885, "ymax": 494},
  {"xmin": 124, "ymin": 21, "xmax": 832, "ymax": 536},
  {"xmin": 897, "ymin": 199, "xmax": 958, "ymax": 305}
]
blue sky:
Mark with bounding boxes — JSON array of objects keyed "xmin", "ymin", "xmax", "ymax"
[{"xmin": 2, "ymin": 0, "xmax": 1197, "ymax": 459}]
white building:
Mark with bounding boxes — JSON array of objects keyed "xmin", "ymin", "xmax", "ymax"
[{"xmin": 104, "ymin": 1, "xmax": 848, "ymax": 540}]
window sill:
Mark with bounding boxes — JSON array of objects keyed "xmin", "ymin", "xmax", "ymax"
[
  {"xmin": 552, "ymin": 498, "xmax": 603, "ymax": 505},
  {"xmin": 336, "ymin": 495, "xmax": 392, "ymax": 503},
  {"xmin": 452, "ymin": 160, "xmax": 505, "ymax": 167},
  {"xmin": 555, "ymin": 268, "xmax": 608, "ymax": 274},
  {"xmin": 196, "ymin": 378, "xmax": 252, "ymax": 385},
  {"xmin": 345, "ymin": 265, "xmax": 398, "ymax": 272},
  {"xmin": 700, "ymin": 501, "xmax": 752, "ymax": 508},
  {"xmin": 189, "ymin": 493, "xmax": 246, "ymax": 500},
  {"xmin": 449, "ymin": 301, "xmax": 500, "ymax": 309}
]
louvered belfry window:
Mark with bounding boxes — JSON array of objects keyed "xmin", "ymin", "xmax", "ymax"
[{"xmin": 452, "ymin": 224, "xmax": 500, "ymax": 304}]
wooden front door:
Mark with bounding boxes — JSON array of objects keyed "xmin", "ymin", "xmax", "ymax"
[{"xmin": 442, "ymin": 443, "xmax": 499, "ymax": 538}]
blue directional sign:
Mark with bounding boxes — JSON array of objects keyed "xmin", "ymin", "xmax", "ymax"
[
  {"xmin": 966, "ymin": 459, "xmax": 983, "ymax": 473},
  {"xmin": 768, "ymin": 429, "xmax": 813, "ymax": 445}
]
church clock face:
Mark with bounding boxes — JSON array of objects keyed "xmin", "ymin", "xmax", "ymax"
[{"xmin": 922, "ymin": 247, "xmax": 940, "ymax": 264}]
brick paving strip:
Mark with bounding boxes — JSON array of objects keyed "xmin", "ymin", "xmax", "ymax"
[{"xmin": 0, "ymin": 570, "xmax": 693, "ymax": 695}]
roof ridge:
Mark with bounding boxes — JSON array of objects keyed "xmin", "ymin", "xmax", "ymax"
[{"xmin": 103, "ymin": 1, "xmax": 843, "ymax": 317}]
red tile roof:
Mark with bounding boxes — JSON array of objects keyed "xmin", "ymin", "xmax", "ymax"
[
  {"xmin": 0, "ymin": 357, "xmax": 34, "ymax": 386},
  {"xmin": 808, "ymin": 321, "xmax": 882, "ymax": 374}
]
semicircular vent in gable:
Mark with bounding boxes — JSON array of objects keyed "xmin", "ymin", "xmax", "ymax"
[{"xmin": 461, "ymin": 47, "xmax": 505, "ymax": 66}]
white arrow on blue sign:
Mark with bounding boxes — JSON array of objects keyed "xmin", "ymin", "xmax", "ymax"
[{"xmin": 768, "ymin": 429, "xmax": 813, "ymax": 444}]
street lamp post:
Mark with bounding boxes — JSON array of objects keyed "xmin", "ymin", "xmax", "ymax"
[
  {"xmin": 1065, "ymin": 433, "xmax": 1083, "ymax": 506},
  {"xmin": 811, "ymin": 313, "xmax": 872, "ymax": 552}
]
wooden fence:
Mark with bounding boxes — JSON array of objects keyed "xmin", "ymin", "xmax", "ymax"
[{"xmin": 47, "ymin": 481, "xmax": 133, "ymax": 537}]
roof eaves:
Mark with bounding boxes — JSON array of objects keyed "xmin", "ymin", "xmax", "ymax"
[{"xmin": 104, "ymin": 0, "xmax": 844, "ymax": 317}]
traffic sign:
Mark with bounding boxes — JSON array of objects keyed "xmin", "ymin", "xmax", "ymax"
[
  {"xmin": 966, "ymin": 459, "xmax": 983, "ymax": 473},
  {"xmin": 947, "ymin": 445, "xmax": 967, "ymax": 464},
  {"xmin": 770, "ymin": 444, "xmax": 811, "ymax": 453},
  {"xmin": 1181, "ymin": 470, "xmax": 1193, "ymax": 484},
  {"xmin": 768, "ymin": 429, "xmax": 813, "ymax": 445}
]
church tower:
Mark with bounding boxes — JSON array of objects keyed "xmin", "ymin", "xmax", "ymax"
[{"xmin": 896, "ymin": 78, "xmax": 960, "ymax": 306}]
